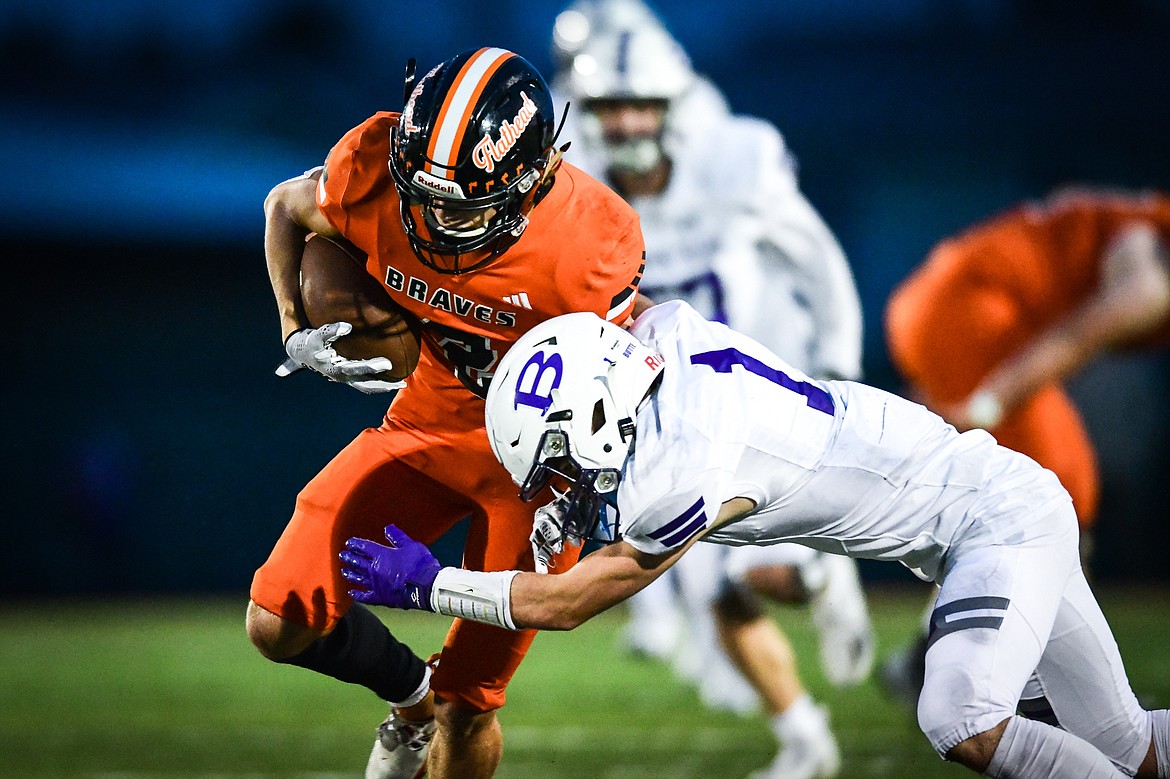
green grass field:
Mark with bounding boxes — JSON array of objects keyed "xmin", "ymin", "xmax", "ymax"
[{"xmin": 1, "ymin": 584, "xmax": 1166, "ymax": 778}]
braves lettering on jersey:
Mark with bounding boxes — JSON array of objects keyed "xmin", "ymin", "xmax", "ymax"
[
  {"xmin": 619, "ymin": 302, "xmax": 1070, "ymax": 582},
  {"xmin": 316, "ymin": 111, "xmax": 645, "ymax": 401}
]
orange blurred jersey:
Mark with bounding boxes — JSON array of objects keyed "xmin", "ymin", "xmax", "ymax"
[
  {"xmin": 889, "ymin": 189, "xmax": 1170, "ymax": 401},
  {"xmin": 317, "ymin": 112, "xmax": 645, "ymax": 420},
  {"xmin": 886, "ymin": 188, "xmax": 1170, "ymax": 528}
]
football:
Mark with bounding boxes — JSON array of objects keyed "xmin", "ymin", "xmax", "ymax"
[{"xmin": 299, "ymin": 234, "xmax": 421, "ymax": 381}]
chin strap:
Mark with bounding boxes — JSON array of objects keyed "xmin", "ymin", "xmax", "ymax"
[{"xmin": 532, "ymin": 143, "xmax": 567, "ymax": 208}]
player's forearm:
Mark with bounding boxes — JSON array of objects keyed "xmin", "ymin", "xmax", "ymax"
[
  {"xmin": 966, "ymin": 228, "xmax": 1170, "ymax": 426},
  {"xmin": 429, "ymin": 543, "xmax": 662, "ymax": 631},
  {"xmin": 509, "ymin": 570, "xmax": 616, "ymax": 630},
  {"xmin": 426, "ymin": 566, "xmax": 617, "ymax": 631},
  {"xmin": 963, "ymin": 298, "xmax": 1144, "ymax": 429},
  {"xmin": 263, "ymin": 173, "xmax": 337, "ymax": 339},
  {"xmin": 264, "ymin": 200, "xmax": 314, "ymax": 339},
  {"xmin": 966, "ymin": 327, "xmax": 1087, "ymax": 426},
  {"xmin": 1099, "ymin": 222, "xmax": 1170, "ymax": 342}
]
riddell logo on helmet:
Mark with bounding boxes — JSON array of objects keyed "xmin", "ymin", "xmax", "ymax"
[
  {"xmin": 413, "ymin": 170, "xmax": 466, "ymax": 198},
  {"xmin": 472, "ymin": 92, "xmax": 539, "ymax": 174}
]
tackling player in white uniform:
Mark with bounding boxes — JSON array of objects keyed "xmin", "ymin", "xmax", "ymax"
[
  {"xmin": 341, "ymin": 302, "xmax": 1170, "ymax": 779},
  {"xmin": 550, "ymin": 3, "xmax": 870, "ymax": 775}
]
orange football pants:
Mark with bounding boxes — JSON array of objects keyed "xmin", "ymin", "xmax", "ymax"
[
  {"xmin": 250, "ymin": 393, "xmax": 580, "ymax": 712},
  {"xmin": 886, "ymin": 253, "xmax": 1100, "ymax": 529}
]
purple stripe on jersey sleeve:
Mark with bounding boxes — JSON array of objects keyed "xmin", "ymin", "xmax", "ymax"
[
  {"xmin": 647, "ymin": 496, "xmax": 705, "ymax": 543},
  {"xmin": 659, "ymin": 512, "xmax": 707, "ymax": 548},
  {"xmin": 690, "ymin": 348, "xmax": 834, "ymax": 415}
]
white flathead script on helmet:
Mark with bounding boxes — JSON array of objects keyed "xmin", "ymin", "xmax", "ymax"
[
  {"xmin": 472, "ymin": 91, "xmax": 539, "ymax": 173},
  {"xmin": 402, "ymin": 64, "xmax": 440, "ymax": 135}
]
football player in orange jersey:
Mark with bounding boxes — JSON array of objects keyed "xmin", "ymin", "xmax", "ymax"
[
  {"xmin": 248, "ymin": 47, "xmax": 646, "ymax": 779},
  {"xmin": 880, "ymin": 185, "xmax": 1170, "ymax": 712}
]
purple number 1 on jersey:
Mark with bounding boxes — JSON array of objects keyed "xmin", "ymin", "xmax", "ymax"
[{"xmin": 690, "ymin": 348, "xmax": 834, "ymax": 415}]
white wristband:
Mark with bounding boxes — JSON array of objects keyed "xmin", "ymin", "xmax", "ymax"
[
  {"xmin": 430, "ymin": 568, "xmax": 520, "ymax": 630},
  {"xmin": 965, "ymin": 391, "xmax": 1004, "ymax": 430}
]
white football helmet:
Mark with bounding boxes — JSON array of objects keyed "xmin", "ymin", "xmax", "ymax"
[
  {"xmin": 485, "ymin": 312, "xmax": 665, "ymax": 546},
  {"xmin": 551, "ymin": 0, "xmax": 667, "ymax": 71},
  {"xmin": 555, "ymin": 2, "xmax": 696, "ymax": 175},
  {"xmin": 563, "ymin": 23, "xmax": 693, "ymax": 102}
]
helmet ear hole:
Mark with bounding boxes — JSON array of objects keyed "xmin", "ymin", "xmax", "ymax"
[{"xmin": 591, "ymin": 398, "xmax": 607, "ymax": 434}]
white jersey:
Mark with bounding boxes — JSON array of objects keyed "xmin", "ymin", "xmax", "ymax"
[
  {"xmin": 619, "ymin": 302, "xmax": 1071, "ymax": 582},
  {"xmin": 559, "ymin": 79, "xmax": 864, "ymax": 380}
]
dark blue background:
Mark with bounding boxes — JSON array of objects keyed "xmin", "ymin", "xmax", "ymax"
[{"xmin": 4, "ymin": 0, "xmax": 1169, "ymax": 595}]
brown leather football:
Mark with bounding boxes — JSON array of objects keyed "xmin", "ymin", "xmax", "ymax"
[{"xmin": 299, "ymin": 234, "xmax": 421, "ymax": 381}]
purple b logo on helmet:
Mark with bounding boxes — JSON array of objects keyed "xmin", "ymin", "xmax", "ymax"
[{"xmin": 513, "ymin": 350, "xmax": 563, "ymax": 414}]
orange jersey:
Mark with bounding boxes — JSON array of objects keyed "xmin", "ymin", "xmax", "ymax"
[
  {"xmin": 886, "ymin": 189, "xmax": 1170, "ymax": 528},
  {"xmin": 317, "ymin": 111, "xmax": 645, "ymax": 411}
]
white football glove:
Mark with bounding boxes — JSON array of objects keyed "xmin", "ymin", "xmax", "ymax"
[
  {"xmin": 530, "ymin": 497, "xmax": 581, "ymax": 574},
  {"xmin": 276, "ymin": 322, "xmax": 406, "ymax": 394}
]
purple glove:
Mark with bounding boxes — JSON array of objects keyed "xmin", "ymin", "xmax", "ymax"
[{"xmin": 339, "ymin": 525, "xmax": 441, "ymax": 611}]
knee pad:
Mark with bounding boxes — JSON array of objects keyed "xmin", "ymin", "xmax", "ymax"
[
  {"xmin": 917, "ymin": 663, "xmax": 1013, "ymax": 757},
  {"xmin": 713, "ymin": 580, "xmax": 765, "ymax": 623}
]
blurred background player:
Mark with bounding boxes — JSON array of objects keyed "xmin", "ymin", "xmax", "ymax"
[
  {"xmin": 550, "ymin": 2, "xmax": 873, "ymax": 776},
  {"xmin": 880, "ymin": 185, "xmax": 1170, "ymax": 707}
]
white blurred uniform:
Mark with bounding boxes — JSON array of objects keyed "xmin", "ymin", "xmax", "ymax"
[
  {"xmin": 555, "ymin": 74, "xmax": 871, "ymax": 707},
  {"xmin": 622, "ymin": 302, "xmax": 1154, "ymax": 768},
  {"xmin": 557, "ymin": 77, "xmax": 861, "ymax": 379}
]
